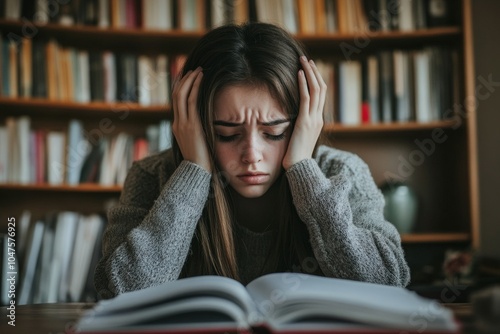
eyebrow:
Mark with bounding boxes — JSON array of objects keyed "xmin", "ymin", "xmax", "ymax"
[{"xmin": 213, "ymin": 119, "xmax": 290, "ymax": 127}]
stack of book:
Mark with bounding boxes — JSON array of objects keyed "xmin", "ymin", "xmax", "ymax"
[{"xmin": 0, "ymin": 117, "xmax": 172, "ymax": 185}]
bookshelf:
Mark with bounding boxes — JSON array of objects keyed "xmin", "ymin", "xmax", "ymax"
[{"xmin": 0, "ymin": 0, "xmax": 479, "ymax": 294}]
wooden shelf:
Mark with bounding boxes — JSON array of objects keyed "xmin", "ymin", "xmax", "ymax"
[
  {"xmin": 0, "ymin": 183, "xmax": 122, "ymax": 193},
  {"xmin": 0, "ymin": 98, "xmax": 169, "ymax": 120},
  {"xmin": 0, "ymin": 20, "xmax": 203, "ymax": 53},
  {"xmin": 0, "ymin": 19, "xmax": 461, "ymax": 53},
  {"xmin": 298, "ymin": 27, "xmax": 461, "ymax": 41},
  {"xmin": 401, "ymin": 233, "xmax": 470, "ymax": 244},
  {"xmin": 298, "ymin": 27, "xmax": 461, "ymax": 52},
  {"xmin": 323, "ymin": 120, "xmax": 459, "ymax": 134},
  {"xmin": 1, "ymin": 98, "xmax": 460, "ymax": 133}
]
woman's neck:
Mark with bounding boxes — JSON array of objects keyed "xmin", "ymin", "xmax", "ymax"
[{"xmin": 229, "ymin": 180, "xmax": 282, "ymax": 233}]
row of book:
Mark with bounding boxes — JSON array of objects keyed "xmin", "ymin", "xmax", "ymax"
[
  {"xmin": 1, "ymin": 0, "xmax": 457, "ymax": 33},
  {"xmin": 315, "ymin": 47, "xmax": 460, "ymax": 125},
  {"xmin": 256, "ymin": 0, "xmax": 456, "ymax": 35},
  {"xmin": 0, "ymin": 116, "xmax": 173, "ymax": 185},
  {"xmin": 0, "ymin": 36, "xmax": 186, "ymax": 104},
  {"xmin": 1, "ymin": 210, "xmax": 106, "ymax": 305}
]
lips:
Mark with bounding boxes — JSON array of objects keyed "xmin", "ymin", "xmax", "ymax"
[{"xmin": 237, "ymin": 172, "xmax": 269, "ymax": 185}]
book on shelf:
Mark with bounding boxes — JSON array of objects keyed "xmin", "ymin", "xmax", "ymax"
[
  {"xmin": 0, "ymin": 115, "xmax": 172, "ymax": 186},
  {"xmin": 177, "ymin": 0, "xmax": 207, "ymax": 31},
  {"xmin": 10, "ymin": 210, "xmax": 106, "ymax": 305},
  {"xmin": 211, "ymin": 0, "xmax": 249, "ymax": 27},
  {"xmin": 75, "ymin": 272, "xmax": 459, "ymax": 333},
  {"xmin": 17, "ymin": 220, "xmax": 44, "ymax": 305},
  {"xmin": 288, "ymin": 46, "xmax": 458, "ymax": 127},
  {"xmin": 0, "ymin": 37, "xmax": 171, "ymax": 105},
  {"xmin": 1, "ymin": 0, "xmax": 457, "ymax": 33},
  {"xmin": 338, "ymin": 60, "xmax": 362, "ymax": 125}
]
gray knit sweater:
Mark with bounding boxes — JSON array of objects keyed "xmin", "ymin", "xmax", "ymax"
[{"xmin": 94, "ymin": 145, "xmax": 410, "ymax": 299}]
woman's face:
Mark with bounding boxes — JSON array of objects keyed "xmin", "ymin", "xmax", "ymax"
[{"xmin": 213, "ymin": 85, "xmax": 291, "ymax": 198}]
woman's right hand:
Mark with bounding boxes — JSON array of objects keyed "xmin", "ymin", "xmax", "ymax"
[{"xmin": 171, "ymin": 67, "xmax": 212, "ymax": 173}]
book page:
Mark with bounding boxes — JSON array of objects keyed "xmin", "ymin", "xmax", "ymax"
[
  {"xmin": 76, "ymin": 296, "xmax": 248, "ymax": 331},
  {"xmin": 246, "ymin": 273, "xmax": 458, "ymax": 332},
  {"xmin": 77, "ymin": 276, "xmax": 258, "ymax": 330}
]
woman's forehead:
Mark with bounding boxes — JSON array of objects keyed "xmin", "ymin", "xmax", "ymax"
[{"xmin": 213, "ymin": 85, "xmax": 286, "ymax": 122}]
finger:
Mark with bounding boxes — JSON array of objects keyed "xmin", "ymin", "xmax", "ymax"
[
  {"xmin": 174, "ymin": 68, "xmax": 202, "ymax": 122},
  {"xmin": 187, "ymin": 70, "xmax": 203, "ymax": 121},
  {"xmin": 308, "ymin": 60, "xmax": 327, "ymax": 118},
  {"xmin": 298, "ymin": 69, "xmax": 309, "ymax": 119},
  {"xmin": 300, "ymin": 56, "xmax": 320, "ymax": 114},
  {"xmin": 172, "ymin": 70, "xmax": 192, "ymax": 123}
]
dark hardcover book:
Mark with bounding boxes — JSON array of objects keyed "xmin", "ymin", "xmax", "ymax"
[
  {"xmin": 81, "ymin": 0, "xmax": 99, "ymax": 25},
  {"xmin": 20, "ymin": 0, "xmax": 36, "ymax": 20},
  {"xmin": 369, "ymin": 0, "xmax": 399, "ymax": 31},
  {"xmin": 362, "ymin": 0, "xmax": 380, "ymax": 31},
  {"xmin": 361, "ymin": 58, "xmax": 371, "ymax": 123},
  {"xmin": 114, "ymin": 53, "xmax": 125, "ymax": 102},
  {"xmin": 31, "ymin": 39, "xmax": 47, "ymax": 98},
  {"xmin": 378, "ymin": 50, "xmax": 394, "ymax": 122},
  {"xmin": 79, "ymin": 141, "xmax": 105, "ymax": 183},
  {"xmin": 115, "ymin": 53, "xmax": 138, "ymax": 102},
  {"xmin": 122, "ymin": 53, "xmax": 138, "ymax": 102},
  {"xmin": 89, "ymin": 51, "xmax": 104, "ymax": 101},
  {"xmin": 332, "ymin": 62, "xmax": 341, "ymax": 124}
]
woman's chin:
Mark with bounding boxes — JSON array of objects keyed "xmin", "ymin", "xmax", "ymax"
[{"xmin": 231, "ymin": 184, "xmax": 271, "ymax": 199}]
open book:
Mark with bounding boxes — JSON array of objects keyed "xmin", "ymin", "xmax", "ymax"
[{"xmin": 75, "ymin": 273, "xmax": 459, "ymax": 333}]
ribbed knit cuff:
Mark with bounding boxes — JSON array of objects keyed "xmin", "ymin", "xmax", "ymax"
[
  {"xmin": 165, "ymin": 160, "xmax": 211, "ymax": 202},
  {"xmin": 285, "ymin": 159, "xmax": 331, "ymax": 207}
]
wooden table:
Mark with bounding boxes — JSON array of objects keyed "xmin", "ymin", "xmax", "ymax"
[
  {"xmin": 0, "ymin": 302, "xmax": 484, "ymax": 334},
  {"xmin": 0, "ymin": 302, "xmax": 93, "ymax": 334}
]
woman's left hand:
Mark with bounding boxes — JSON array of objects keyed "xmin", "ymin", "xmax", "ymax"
[{"xmin": 282, "ymin": 56, "xmax": 327, "ymax": 170}]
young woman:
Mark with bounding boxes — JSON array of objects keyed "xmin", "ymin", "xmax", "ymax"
[{"xmin": 94, "ymin": 22, "xmax": 410, "ymax": 299}]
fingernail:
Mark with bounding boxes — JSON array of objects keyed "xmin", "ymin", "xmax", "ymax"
[
  {"xmin": 300, "ymin": 56, "xmax": 307, "ymax": 62},
  {"xmin": 309, "ymin": 59, "xmax": 315, "ymax": 66}
]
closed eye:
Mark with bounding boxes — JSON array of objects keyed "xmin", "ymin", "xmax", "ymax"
[
  {"xmin": 216, "ymin": 132, "xmax": 287, "ymax": 142},
  {"xmin": 216, "ymin": 134, "xmax": 239, "ymax": 142},
  {"xmin": 265, "ymin": 133, "xmax": 286, "ymax": 141}
]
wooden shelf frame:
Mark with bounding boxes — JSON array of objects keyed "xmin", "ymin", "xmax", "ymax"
[
  {"xmin": 0, "ymin": 97, "xmax": 169, "ymax": 119},
  {"xmin": 0, "ymin": 19, "xmax": 462, "ymax": 53},
  {"xmin": 323, "ymin": 121, "xmax": 460, "ymax": 134},
  {"xmin": 0, "ymin": 98, "xmax": 460, "ymax": 133}
]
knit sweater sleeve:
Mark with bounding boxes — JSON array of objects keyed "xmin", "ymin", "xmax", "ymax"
[
  {"xmin": 285, "ymin": 146, "xmax": 410, "ymax": 287},
  {"xmin": 94, "ymin": 157, "xmax": 211, "ymax": 299}
]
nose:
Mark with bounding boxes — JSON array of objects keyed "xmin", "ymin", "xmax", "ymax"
[{"xmin": 241, "ymin": 133, "xmax": 263, "ymax": 165}]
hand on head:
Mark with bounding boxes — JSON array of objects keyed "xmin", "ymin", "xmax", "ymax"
[
  {"xmin": 171, "ymin": 66, "xmax": 212, "ymax": 173},
  {"xmin": 282, "ymin": 56, "xmax": 326, "ymax": 170}
]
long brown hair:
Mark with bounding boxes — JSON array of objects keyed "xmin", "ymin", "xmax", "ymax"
[{"xmin": 174, "ymin": 22, "xmax": 319, "ymax": 280}]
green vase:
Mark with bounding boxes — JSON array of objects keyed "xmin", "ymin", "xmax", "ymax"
[{"xmin": 381, "ymin": 183, "xmax": 418, "ymax": 234}]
